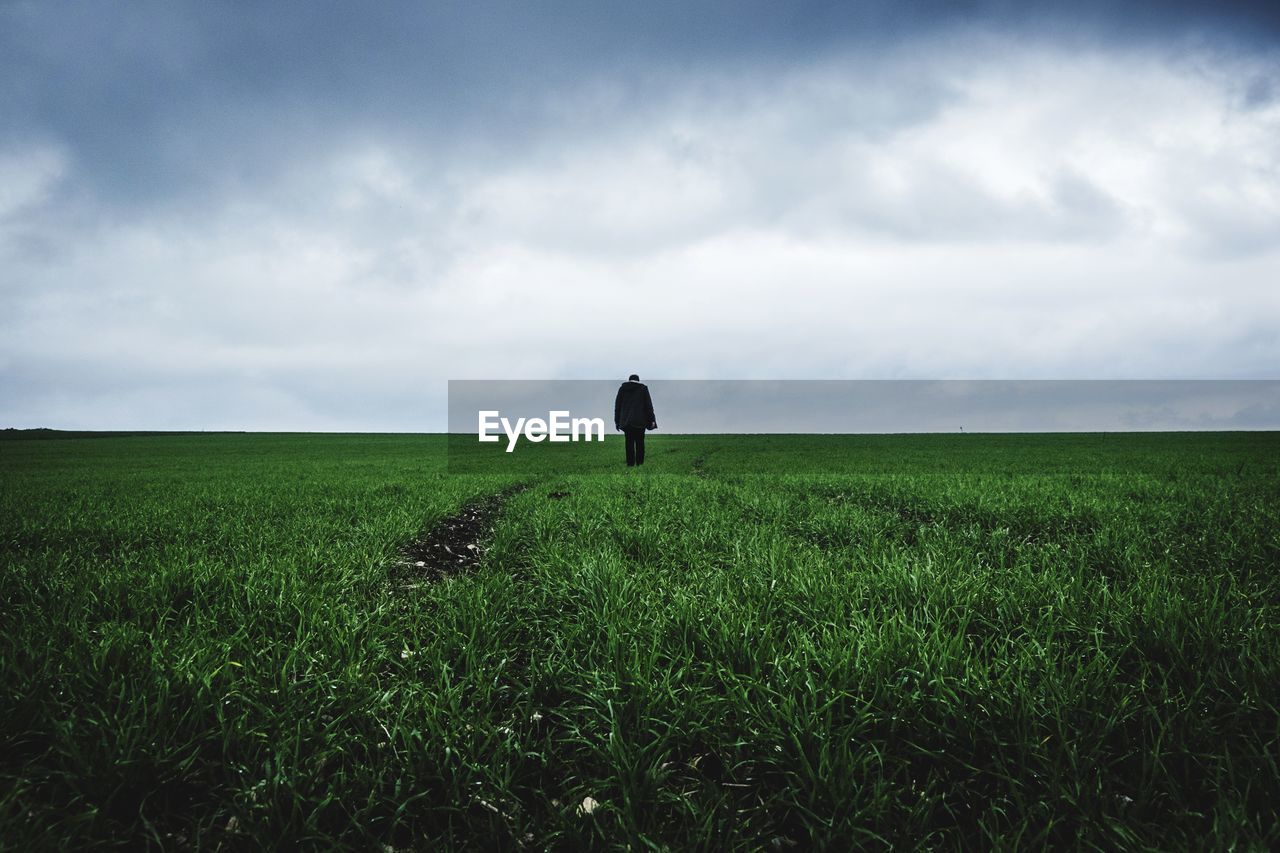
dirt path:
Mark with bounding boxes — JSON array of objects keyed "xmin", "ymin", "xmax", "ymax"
[{"xmin": 391, "ymin": 485, "xmax": 528, "ymax": 586}]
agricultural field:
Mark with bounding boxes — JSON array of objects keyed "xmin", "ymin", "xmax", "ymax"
[{"xmin": 1, "ymin": 432, "xmax": 1278, "ymax": 849}]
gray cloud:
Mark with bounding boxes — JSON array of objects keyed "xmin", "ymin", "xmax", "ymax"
[
  {"xmin": 3, "ymin": 1, "xmax": 1277, "ymax": 207},
  {"xmin": 1, "ymin": 3, "xmax": 1278, "ymax": 430}
]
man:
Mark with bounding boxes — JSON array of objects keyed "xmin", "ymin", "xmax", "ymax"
[{"xmin": 614, "ymin": 373, "xmax": 656, "ymax": 467}]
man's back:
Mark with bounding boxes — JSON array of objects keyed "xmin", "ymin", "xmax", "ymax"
[{"xmin": 615, "ymin": 380, "xmax": 654, "ymax": 430}]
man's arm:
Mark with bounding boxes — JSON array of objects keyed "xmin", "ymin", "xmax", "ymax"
[
  {"xmin": 644, "ymin": 388, "xmax": 656, "ymax": 428},
  {"xmin": 614, "ymin": 389, "xmax": 622, "ymax": 430}
]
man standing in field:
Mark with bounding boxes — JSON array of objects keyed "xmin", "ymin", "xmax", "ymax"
[{"xmin": 614, "ymin": 374, "xmax": 657, "ymax": 467}]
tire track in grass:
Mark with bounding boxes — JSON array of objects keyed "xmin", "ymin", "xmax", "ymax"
[{"xmin": 390, "ymin": 484, "xmax": 529, "ymax": 587}]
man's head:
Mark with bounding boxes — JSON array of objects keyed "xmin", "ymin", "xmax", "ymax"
[{"xmin": 628, "ymin": 374, "xmax": 640, "ymax": 381}]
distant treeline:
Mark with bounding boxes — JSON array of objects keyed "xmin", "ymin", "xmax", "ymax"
[{"xmin": 1, "ymin": 428, "xmax": 247, "ymax": 441}]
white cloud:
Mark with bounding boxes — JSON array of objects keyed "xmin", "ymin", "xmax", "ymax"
[
  {"xmin": 2, "ymin": 37, "xmax": 1278, "ymax": 429},
  {"xmin": 0, "ymin": 144, "xmax": 67, "ymax": 219}
]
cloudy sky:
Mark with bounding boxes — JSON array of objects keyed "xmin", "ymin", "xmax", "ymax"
[{"xmin": 2, "ymin": 1, "xmax": 1278, "ymax": 431}]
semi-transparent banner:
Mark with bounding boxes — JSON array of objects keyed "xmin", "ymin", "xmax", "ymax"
[{"xmin": 446, "ymin": 379, "xmax": 1279, "ymax": 473}]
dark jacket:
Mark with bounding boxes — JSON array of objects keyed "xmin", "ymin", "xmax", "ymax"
[{"xmin": 614, "ymin": 381, "xmax": 656, "ymax": 430}]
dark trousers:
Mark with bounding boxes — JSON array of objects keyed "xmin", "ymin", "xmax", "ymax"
[{"xmin": 623, "ymin": 427, "xmax": 646, "ymax": 466}]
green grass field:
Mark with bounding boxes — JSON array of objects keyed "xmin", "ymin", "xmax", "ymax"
[{"xmin": 2, "ymin": 432, "xmax": 1278, "ymax": 849}]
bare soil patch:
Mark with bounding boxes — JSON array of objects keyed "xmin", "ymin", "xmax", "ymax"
[{"xmin": 391, "ymin": 485, "xmax": 527, "ymax": 586}]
